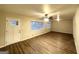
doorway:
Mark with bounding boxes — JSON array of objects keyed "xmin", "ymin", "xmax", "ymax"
[{"xmin": 5, "ymin": 17, "xmax": 21, "ymax": 45}]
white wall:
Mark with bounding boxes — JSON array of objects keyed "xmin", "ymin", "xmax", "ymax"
[
  {"xmin": 0, "ymin": 11, "xmax": 5, "ymax": 48},
  {"xmin": 73, "ymin": 8, "xmax": 79, "ymax": 53},
  {"xmin": 51, "ymin": 19, "xmax": 73, "ymax": 34}
]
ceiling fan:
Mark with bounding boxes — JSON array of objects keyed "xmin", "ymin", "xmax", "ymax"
[
  {"xmin": 40, "ymin": 13, "xmax": 60, "ymax": 22},
  {"xmin": 33, "ymin": 5, "xmax": 60, "ymax": 22}
]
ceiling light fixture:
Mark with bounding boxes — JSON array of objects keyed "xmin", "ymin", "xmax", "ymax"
[
  {"xmin": 44, "ymin": 14, "xmax": 49, "ymax": 22},
  {"xmin": 56, "ymin": 13, "xmax": 60, "ymax": 21}
]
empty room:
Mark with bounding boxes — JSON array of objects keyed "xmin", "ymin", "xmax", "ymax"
[{"xmin": 0, "ymin": 4, "xmax": 79, "ymax": 54}]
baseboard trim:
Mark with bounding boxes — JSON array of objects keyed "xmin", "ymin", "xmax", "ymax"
[{"xmin": 52, "ymin": 31, "xmax": 73, "ymax": 35}]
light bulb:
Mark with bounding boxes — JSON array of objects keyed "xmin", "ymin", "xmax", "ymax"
[{"xmin": 44, "ymin": 17, "xmax": 49, "ymax": 22}]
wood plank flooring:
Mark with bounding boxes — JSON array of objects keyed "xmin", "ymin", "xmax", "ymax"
[{"xmin": 0, "ymin": 31, "xmax": 77, "ymax": 54}]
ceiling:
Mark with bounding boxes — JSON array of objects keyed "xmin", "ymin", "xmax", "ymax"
[{"xmin": 0, "ymin": 4, "xmax": 79, "ymax": 20}]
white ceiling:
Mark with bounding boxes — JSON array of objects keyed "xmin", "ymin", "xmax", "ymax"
[{"xmin": 0, "ymin": 4, "xmax": 79, "ymax": 20}]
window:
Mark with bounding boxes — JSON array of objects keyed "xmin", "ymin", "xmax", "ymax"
[{"xmin": 31, "ymin": 21, "xmax": 43, "ymax": 30}]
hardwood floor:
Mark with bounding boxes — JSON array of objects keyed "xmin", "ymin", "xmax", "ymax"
[{"xmin": 0, "ymin": 32, "xmax": 77, "ymax": 54}]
